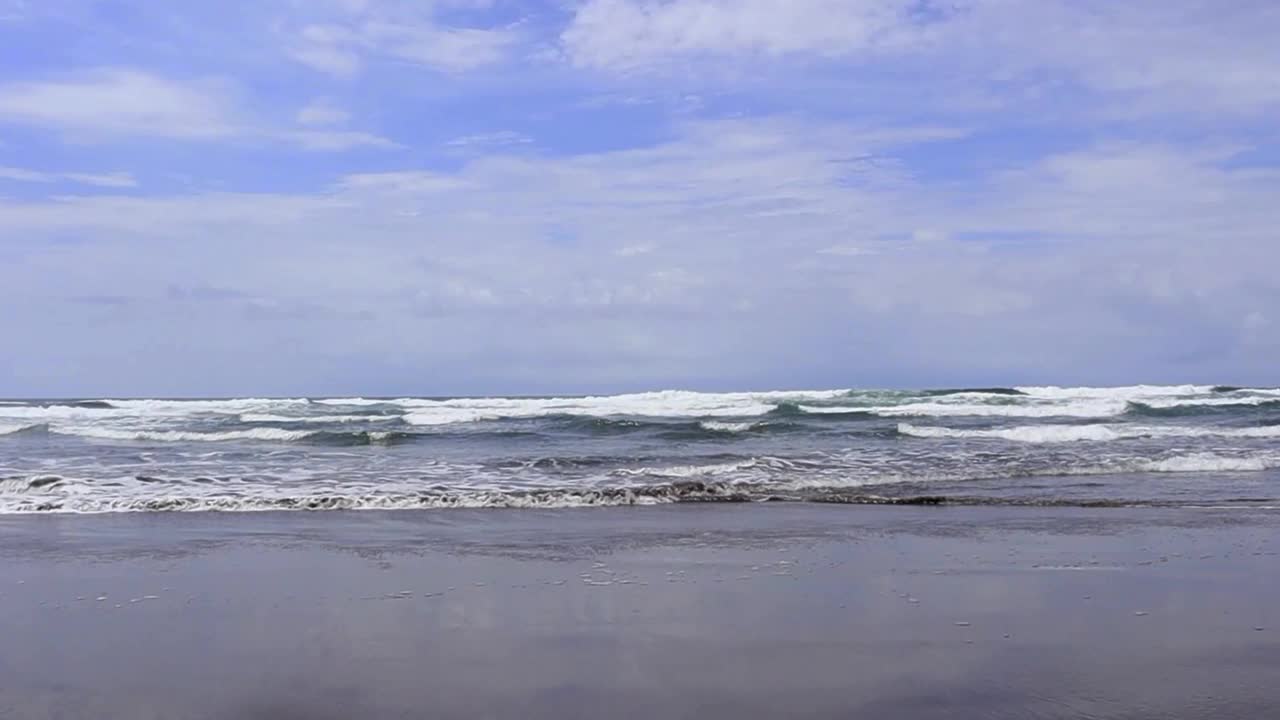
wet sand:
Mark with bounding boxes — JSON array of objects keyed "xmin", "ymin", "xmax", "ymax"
[{"xmin": 1, "ymin": 505, "xmax": 1277, "ymax": 719}]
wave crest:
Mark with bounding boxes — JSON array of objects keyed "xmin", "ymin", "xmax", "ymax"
[{"xmin": 699, "ymin": 421, "xmax": 762, "ymax": 433}]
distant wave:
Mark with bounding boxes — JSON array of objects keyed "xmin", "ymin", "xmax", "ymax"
[
  {"xmin": 106, "ymin": 398, "xmax": 311, "ymax": 411},
  {"xmin": 1212, "ymin": 386, "xmax": 1280, "ymax": 394},
  {"xmin": 7, "ymin": 386, "xmax": 1275, "ymax": 429},
  {"xmin": 49, "ymin": 400, "xmax": 116, "ymax": 409},
  {"xmin": 1127, "ymin": 399, "xmax": 1280, "ymax": 417},
  {"xmin": 921, "ymin": 387, "xmax": 1026, "ymax": 396},
  {"xmin": 0, "ymin": 400, "xmax": 116, "ymax": 409},
  {"xmin": 1015, "ymin": 384, "xmax": 1215, "ymax": 399}
]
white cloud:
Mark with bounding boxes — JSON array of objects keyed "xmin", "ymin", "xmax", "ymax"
[
  {"xmin": 284, "ymin": 129, "xmax": 401, "ymax": 151},
  {"xmin": 337, "ymin": 171, "xmax": 470, "ymax": 194},
  {"xmin": 285, "ymin": 6, "xmax": 518, "ymax": 77},
  {"xmin": 0, "ymin": 0, "xmax": 25, "ymax": 21},
  {"xmin": 297, "ymin": 99, "xmax": 351, "ymax": 126},
  {"xmin": 2, "ymin": 1, "xmax": 1276, "ymax": 392},
  {"xmin": 562, "ymin": 0, "xmax": 927, "ymax": 70},
  {"xmin": 0, "ymin": 69, "xmax": 238, "ymax": 139},
  {"xmin": 446, "ymin": 131, "xmax": 532, "ymax": 148},
  {"xmin": 560, "ymin": 0, "xmax": 1280, "ymax": 115},
  {"xmin": 289, "ymin": 42, "xmax": 363, "ymax": 78},
  {"xmin": 62, "ymin": 172, "xmax": 138, "ymax": 188},
  {"xmin": 364, "ymin": 21, "xmax": 515, "ymax": 72},
  {"xmin": 0, "ymin": 68, "xmax": 398, "ymax": 151},
  {"xmin": 0, "ymin": 166, "xmax": 48, "ymax": 182},
  {"xmin": 616, "ymin": 243, "xmax": 655, "ymax": 257},
  {"xmin": 5, "ymin": 115, "xmax": 1276, "ymax": 392},
  {"xmin": 940, "ymin": 1, "xmax": 1280, "ymax": 116},
  {"xmin": 0, "ymin": 166, "xmax": 137, "ymax": 188}
]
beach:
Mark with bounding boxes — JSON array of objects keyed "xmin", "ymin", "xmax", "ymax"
[{"xmin": 2, "ymin": 504, "xmax": 1276, "ymax": 719}]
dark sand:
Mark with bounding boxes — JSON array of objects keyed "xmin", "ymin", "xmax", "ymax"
[{"xmin": 1, "ymin": 505, "xmax": 1277, "ymax": 719}]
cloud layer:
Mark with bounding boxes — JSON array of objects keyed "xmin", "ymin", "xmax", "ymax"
[{"xmin": 0, "ymin": 0, "xmax": 1277, "ymax": 395}]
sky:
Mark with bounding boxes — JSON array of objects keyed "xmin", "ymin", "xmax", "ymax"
[{"xmin": 1, "ymin": 0, "xmax": 1278, "ymax": 397}]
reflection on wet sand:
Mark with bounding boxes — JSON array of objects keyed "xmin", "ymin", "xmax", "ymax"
[{"xmin": 1, "ymin": 505, "xmax": 1276, "ymax": 719}]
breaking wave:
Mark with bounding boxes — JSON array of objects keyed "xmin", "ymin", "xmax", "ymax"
[
  {"xmin": 0, "ymin": 422, "xmax": 44, "ymax": 436},
  {"xmin": 4, "ymin": 384, "xmax": 1280, "ymax": 515},
  {"xmin": 699, "ymin": 420, "xmax": 762, "ymax": 433},
  {"xmin": 1140, "ymin": 453, "xmax": 1275, "ymax": 473},
  {"xmin": 5, "ymin": 447, "xmax": 1279, "ymax": 515},
  {"xmin": 867, "ymin": 401, "xmax": 1129, "ymax": 418},
  {"xmin": 922, "ymin": 387, "xmax": 1026, "ymax": 396},
  {"xmin": 44, "ymin": 426, "xmax": 415, "ymax": 445},
  {"xmin": 53, "ymin": 427, "xmax": 318, "ymax": 443},
  {"xmin": 240, "ymin": 413, "xmax": 397, "ymax": 424},
  {"xmin": 898, "ymin": 423, "xmax": 1280, "ymax": 443},
  {"xmin": 1128, "ymin": 399, "xmax": 1280, "ymax": 417}
]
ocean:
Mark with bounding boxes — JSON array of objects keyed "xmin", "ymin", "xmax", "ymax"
[{"xmin": 2, "ymin": 384, "xmax": 1279, "ymax": 514}]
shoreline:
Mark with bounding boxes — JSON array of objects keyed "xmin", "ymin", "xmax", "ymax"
[{"xmin": 2, "ymin": 504, "xmax": 1277, "ymax": 719}]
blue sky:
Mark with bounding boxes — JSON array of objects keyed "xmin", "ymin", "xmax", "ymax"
[{"xmin": 1, "ymin": 0, "xmax": 1278, "ymax": 396}]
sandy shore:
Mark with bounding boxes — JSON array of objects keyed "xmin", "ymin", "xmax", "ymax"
[{"xmin": 1, "ymin": 505, "xmax": 1277, "ymax": 719}]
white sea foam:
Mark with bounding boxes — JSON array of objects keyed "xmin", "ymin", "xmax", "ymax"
[
  {"xmin": 898, "ymin": 423, "xmax": 1280, "ymax": 443},
  {"xmin": 107, "ymin": 398, "xmax": 309, "ymax": 410},
  {"xmin": 898, "ymin": 423, "xmax": 1124, "ymax": 442},
  {"xmin": 699, "ymin": 421, "xmax": 759, "ymax": 433},
  {"xmin": 4, "ymin": 446, "xmax": 1278, "ymax": 515},
  {"xmin": 1168, "ymin": 426, "xmax": 1280, "ymax": 439},
  {"xmin": 794, "ymin": 405, "xmax": 873, "ymax": 414},
  {"xmin": 51, "ymin": 427, "xmax": 315, "ymax": 443},
  {"xmin": 1140, "ymin": 454, "xmax": 1276, "ymax": 473},
  {"xmin": 613, "ymin": 459, "xmax": 765, "ymax": 478},
  {"xmin": 1137, "ymin": 396, "xmax": 1279, "ymax": 409},
  {"xmin": 6, "ymin": 387, "xmax": 1262, "ymax": 429},
  {"xmin": 5, "ymin": 385, "xmax": 1279, "ymax": 515},
  {"xmin": 0, "ymin": 398, "xmax": 306, "ymax": 422},
  {"xmin": 240, "ymin": 413, "xmax": 394, "ymax": 424},
  {"xmin": 0, "ymin": 405, "xmax": 122, "ymax": 420},
  {"xmin": 6, "ymin": 451, "xmax": 1278, "ymax": 515},
  {"xmin": 313, "ymin": 398, "xmax": 398, "ymax": 406},
  {"xmin": 327, "ymin": 389, "xmax": 848, "ymax": 422},
  {"xmin": 0, "ymin": 489, "xmax": 674, "ymax": 514},
  {"xmin": 403, "ymin": 409, "xmax": 502, "ymax": 426},
  {"xmin": 1015, "ymin": 385, "xmax": 1214, "ymax": 399},
  {"xmin": 862, "ymin": 400, "xmax": 1129, "ymax": 418}
]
